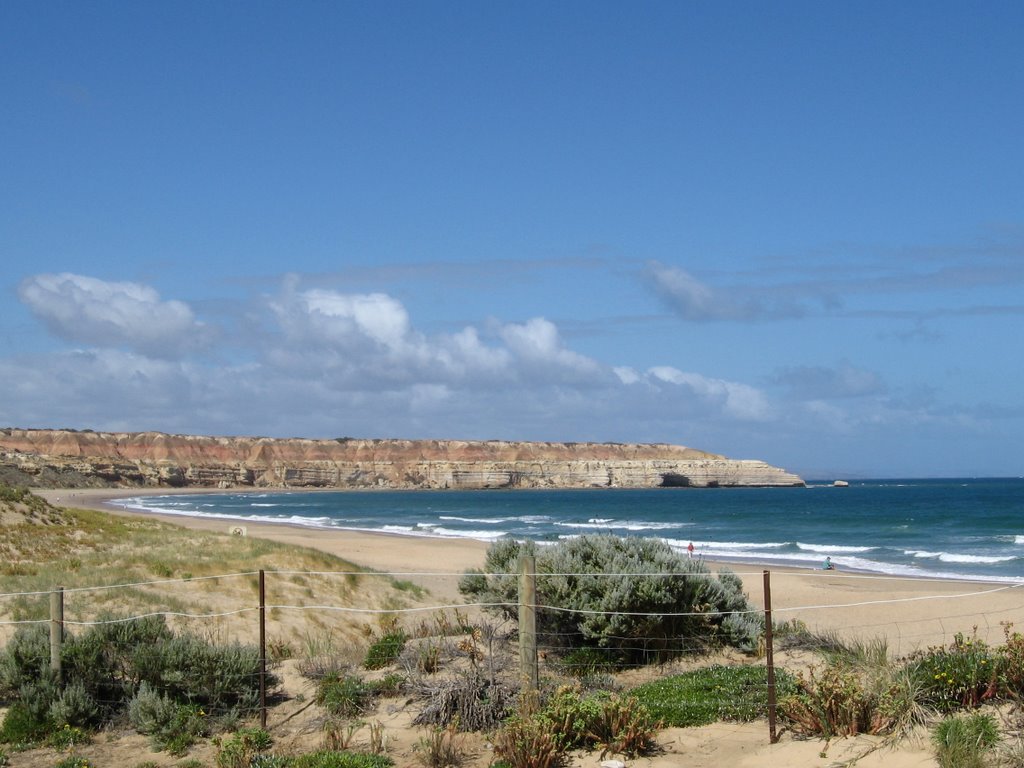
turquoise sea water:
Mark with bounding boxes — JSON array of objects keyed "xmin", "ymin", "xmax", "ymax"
[{"xmin": 110, "ymin": 478, "xmax": 1024, "ymax": 582}]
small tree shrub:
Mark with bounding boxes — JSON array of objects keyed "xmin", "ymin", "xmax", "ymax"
[
  {"xmin": 933, "ymin": 712, "xmax": 999, "ymax": 768},
  {"xmin": 460, "ymin": 536, "xmax": 758, "ymax": 664}
]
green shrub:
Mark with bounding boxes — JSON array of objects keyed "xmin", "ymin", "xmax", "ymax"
[
  {"xmin": 633, "ymin": 665, "xmax": 795, "ymax": 728},
  {"xmin": 460, "ymin": 535, "xmax": 758, "ymax": 663},
  {"xmin": 368, "ymin": 673, "xmax": 405, "ymax": 697},
  {"xmin": 0, "ymin": 671, "xmax": 62, "ymax": 747},
  {"xmin": 250, "ymin": 755, "xmax": 291, "ymax": 768},
  {"xmin": 0, "ymin": 616, "xmax": 269, "ymax": 738},
  {"xmin": 0, "ymin": 701, "xmax": 51, "ymax": 746},
  {"xmin": 492, "ymin": 714, "xmax": 565, "ymax": 768},
  {"xmin": 909, "ymin": 632, "xmax": 997, "ymax": 712},
  {"xmin": 933, "ymin": 712, "xmax": 999, "ymax": 768},
  {"xmin": 53, "ymin": 757, "xmax": 92, "ymax": 768},
  {"xmin": 127, "ymin": 683, "xmax": 208, "ymax": 755},
  {"xmin": 780, "ymin": 663, "xmax": 879, "ymax": 737},
  {"xmin": 364, "ymin": 632, "xmax": 407, "ymax": 671},
  {"xmin": 290, "ymin": 751, "xmax": 394, "ymax": 768},
  {"xmin": 997, "ymin": 622, "xmax": 1024, "ymax": 697},
  {"xmin": 132, "ymin": 632, "xmax": 271, "ymax": 715},
  {"xmin": 47, "ymin": 724, "xmax": 90, "ymax": 751},
  {"xmin": 0, "ymin": 626, "xmax": 50, "ymax": 697},
  {"xmin": 491, "ymin": 686, "xmax": 658, "ymax": 765},
  {"xmin": 215, "ymin": 727, "xmax": 273, "ymax": 768},
  {"xmin": 539, "ymin": 687, "xmax": 658, "ymax": 757},
  {"xmin": 49, "ymin": 681, "xmax": 100, "ymax": 728},
  {"xmin": 316, "ymin": 673, "xmax": 374, "ymax": 718},
  {"xmin": 583, "ymin": 693, "xmax": 660, "ymax": 758}
]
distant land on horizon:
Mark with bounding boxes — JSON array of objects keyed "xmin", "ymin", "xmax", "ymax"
[{"xmin": 0, "ymin": 427, "xmax": 805, "ymax": 490}]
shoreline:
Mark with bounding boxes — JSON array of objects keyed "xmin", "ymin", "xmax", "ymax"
[
  {"xmin": 42, "ymin": 486, "xmax": 1018, "ymax": 586},
  {"xmin": 35, "ymin": 487, "xmax": 1024, "ymax": 655}
]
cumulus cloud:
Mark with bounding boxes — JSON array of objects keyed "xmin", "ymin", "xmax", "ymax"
[
  {"xmin": 616, "ymin": 365, "xmax": 772, "ymax": 422},
  {"xmin": 266, "ymin": 284, "xmax": 603, "ymax": 390},
  {"xmin": 18, "ymin": 273, "xmax": 209, "ymax": 358},
  {"xmin": 498, "ymin": 317, "xmax": 602, "ymax": 380}
]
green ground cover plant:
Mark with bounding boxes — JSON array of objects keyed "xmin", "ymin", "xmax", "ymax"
[{"xmin": 631, "ymin": 665, "xmax": 797, "ymax": 728}]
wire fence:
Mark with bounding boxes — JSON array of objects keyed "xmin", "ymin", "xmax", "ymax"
[{"xmin": 2, "ymin": 565, "xmax": 1023, "ymax": 748}]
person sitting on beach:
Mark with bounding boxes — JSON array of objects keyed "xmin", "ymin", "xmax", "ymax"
[{"xmin": 822, "ymin": 556, "xmax": 835, "ymax": 570}]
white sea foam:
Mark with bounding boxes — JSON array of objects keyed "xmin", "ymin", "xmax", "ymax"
[
  {"xmin": 1015, "ymin": 535, "xmax": 1024, "ymax": 545},
  {"xmin": 425, "ymin": 527, "xmax": 508, "ymax": 541},
  {"xmin": 684, "ymin": 540, "xmax": 787, "ymax": 550},
  {"xmin": 438, "ymin": 515, "xmax": 509, "ymax": 524},
  {"xmin": 907, "ymin": 550, "xmax": 1016, "ymax": 564},
  {"xmin": 797, "ymin": 542, "xmax": 874, "ymax": 554},
  {"xmin": 555, "ymin": 520, "xmax": 685, "ymax": 532},
  {"xmin": 939, "ymin": 553, "xmax": 1016, "ymax": 564}
]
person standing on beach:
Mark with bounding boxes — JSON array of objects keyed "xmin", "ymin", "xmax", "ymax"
[{"xmin": 687, "ymin": 542, "xmax": 695, "ymax": 559}]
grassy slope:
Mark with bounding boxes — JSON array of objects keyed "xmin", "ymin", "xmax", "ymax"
[{"xmin": 0, "ymin": 486, "xmax": 424, "ymax": 645}]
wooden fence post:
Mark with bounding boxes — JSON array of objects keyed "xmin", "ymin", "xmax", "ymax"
[
  {"xmin": 259, "ymin": 569, "xmax": 267, "ymax": 729},
  {"xmin": 763, "ymin": 569, "xmax": 778, "ymax": 743},
  {"xmin": 50, "ymin": 585, "xmax": 64, "ymax": 682},
  {"xmin": 518, "ymin": 555, "xmax": 538, "ymax": 691}
]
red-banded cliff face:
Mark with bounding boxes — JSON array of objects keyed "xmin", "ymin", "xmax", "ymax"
[{"xmin": 0, "ymin": 429, "xmax": 805, "ymax": 489}]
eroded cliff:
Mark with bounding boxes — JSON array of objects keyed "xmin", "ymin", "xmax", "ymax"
[{"xmin": 0, "ymin": 429, "xmax": 805, "ymax": 489}]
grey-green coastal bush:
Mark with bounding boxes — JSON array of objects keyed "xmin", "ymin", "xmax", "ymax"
[
  {"xmin": 0, "ymin": 616, "xmax": 274, "ymax": 749},
  {"xmin": 459, "ymin": 535, "xmax": 759, "ymax": 663}
]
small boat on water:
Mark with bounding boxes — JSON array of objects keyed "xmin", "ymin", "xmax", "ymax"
[{"xmin": 833, "ymin": 480, "xmax": 849, "ymax": 487}]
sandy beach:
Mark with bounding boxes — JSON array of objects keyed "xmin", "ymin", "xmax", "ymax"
[{"xmin": 28, "ymin": 487, "xmax": 1024, "ymax": 768}]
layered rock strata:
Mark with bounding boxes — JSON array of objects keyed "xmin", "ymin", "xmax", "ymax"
[{"xmin": 0, "ymin": 429, "xmax": 804, "ymax": 489}]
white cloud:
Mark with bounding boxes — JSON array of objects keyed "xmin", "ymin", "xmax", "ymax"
[
  {"xmin": 631, "ymin": 366, "xmax": 773, "ymax": 421},
  {"xmin": 498, "ymin": 317, "xmax": 602, "ymax": 379},
  {"xmin": 644, "ymin": 261, "xmax": 806, "ymax": 322},
  {"xmin": 18, "ymin": 273, "xmax": 208, "ymax": 358}
]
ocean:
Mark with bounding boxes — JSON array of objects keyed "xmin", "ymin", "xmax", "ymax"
[{"xmin": 109, "ymin": 478, "xmax": 1024, "ymax": 583}]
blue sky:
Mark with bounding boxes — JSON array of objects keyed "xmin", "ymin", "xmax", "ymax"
[{"xmin": 2, "ymin": 1, "xmax": 1022, "ymax": 478}]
